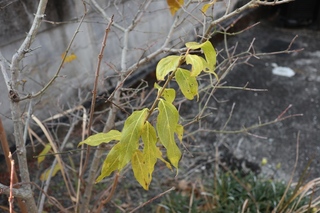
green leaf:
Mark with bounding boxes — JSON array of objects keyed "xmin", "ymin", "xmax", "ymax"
[
  {"xmin": 118, "ymin": 108, "xmax": 149, "ymax": 169},
  {"xmin": 132, "ymin": 150, "xmax": 149, "ymax": 190},
  {"xmin": 154, "ymin": 83, "xmax": 176, "ymax": 103},
  {"xmin": 156, "ymin": 99, "xmax": 181, "ymax": 169},
  {"xmin": 186, "ymin": 54, "xmax": 205, "ymax": 76},
  {"xmin": 185, "ymin": 41, "xmax": 216, "ymax": 72},
  {"xmin": 156, "ymin": 55, "xmax": 182, "ymax": 81},
  {"xmin": 175, "ymin": 68, "xmax": 198, "ymax": 100},
  {"xmin": 38, "ymin": 144, "xmax": 51, "ymax": 165},
  {"xmin": 78, "ymin": 130, "xmax": 121, "ymax": 146}
]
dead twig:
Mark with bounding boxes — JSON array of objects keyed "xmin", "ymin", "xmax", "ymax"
[{"xmin": 129, "ymin": 187, "xmax": 176, "ymax": 213}]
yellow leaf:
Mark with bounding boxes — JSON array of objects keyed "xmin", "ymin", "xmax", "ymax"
[
  {"xmin": 96, "ymin": 142, "xmax": 122, "ymax": 183},
  {"xmin": 132, "ymin": 150, "xmax": 149, "ymax": 190},
  {"xmin": 261, "ymin": 157, "xmax": 268, "ymax": 166},
  {"xmin": 142, "ymin": 122, "xmax": 158, "ymax": 177},
  {"xmin": 40, "ymin": 164, "xmax": 61, "ymax": 181},
  {"xmin": 185, "ymin": 41, "xmax": 217, "ymax": 73},
  {"xmin": 154, "ymin": 83, "xmax": 176, "ymax": 103},
  {"xmin": 175, "ymin": 124, "xmax": 184, "ymax": 143},
  {"xmin": 201, "ymin": 0, "xmax": 218, "ymax": 14},
  {"xmin": 157, "ymin": 99, "xmax": 181, "ymax": 169},
  {"xmin": 61, "ymin": 52, "xmax": 77, "ymax": 64},
  {"xmin": 142, "ymin": 122, "xmax": 172, "ymax": 171},
  {"xmin": 38, "ymin": 144, "xmax": 51, "ymax": 165},
  {"xmin": 96, "ymin": 108, "xmax": 149, "ymax": 183},
  {"xmin": 156, "ymin": 55, "xmax": 182, "ymax": 81},
  {"xmin": 118, "ymin": 108, "xmax": 149, "ymax": 169},
  {"xmin": 78, "ymin": 130, "xmax": 121, "ymax": 146},
  {"xmin": 186, "ymin": 54, "xmax": 205, "ymax": 76},
  {"xmin": 167, "ymin": 0, "xmax": 184, "ymax": 16},
  {"xmin": 175, "ymin": 68, "xmax": 198, "ymax": 100}
]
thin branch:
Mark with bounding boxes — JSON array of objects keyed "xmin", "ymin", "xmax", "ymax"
[
  {"xmin": 87, "ymin": 16, "xmax": 114, "ymax": 135},
  {"xmin": 0, "ymin": 183, "xmax": 32, "ymax": 199},
  {"xmin": 37, "ymin": 119, "xmax": 77, "ymax": 213},
  {"xmin": 10, "ymin": 0, "xmax": 48, "ymax": 82},
  {"xmin": 0, "ymin": 118, "xmax": 28, "ymax": 213},
  {"xmin": 8, "ymin": 0, "xmax": 48, "ymax": 212},
  {"xmin": 19, "ymin": 3, "xmax": 87, "ymax": 101},
  {"xmin": 205, "ymin": 113, "xmax": 303, "ymax": 135},
  {"xmin": 0, "ymin": 51, "xmax": 11, "ymax": 91},
  {"xmin": 95, "ymin": 172, "xmax": 120, "ymax": 213},
  {"xmin": 128, "ymin": 187, "xmax": 176, "ymax": 213},
  {"xmin": 79, "ymin": 16, "xmax": 114, "ymax": 213},
  {"xmin": 91, "ymin": 0, "xmax": 125, "ymax": 31},
  {"xmin": 201, "ymin": 0, "xmax": 294, "ymax": 41}
]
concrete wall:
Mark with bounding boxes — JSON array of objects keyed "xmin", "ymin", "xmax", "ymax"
[{"xmin": 0, "ymin": 0, "xmax": 236, "ymax": 143}]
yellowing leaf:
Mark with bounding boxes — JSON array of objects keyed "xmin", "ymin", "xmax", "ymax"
[
  {"xmin": 96, "ymin": 108, "xmax": 149, "ymax": 183},
  {"xmin": 175, "ymin": 124, "xmax": 184, "ymax": 143},
  {"xmin": 38, "ymin": 144, "xmax": 51, "ymax": 165},
  {"xmin": 201, "ymin": 0, "xmax": 218, "ymax": 13},
  {"xmin": 141, "ymin": 122, "xmax": 160, "ymax": 185},
  {"xmin": 142, "ymin": 122, "xmax": 172, "ymax": 171},
  {"xmin": 118, "ymin": 108, "xmax": 149, "ymax": 169},
  {"xmin": 154, "ymin": 83, "xmax": 176, "ymax": 103},
  {"xmin": 167, "ymin": 0, "xmax": 184, "ymax": 16},
  {"xmin": 132, "ymin": 150, "xmax": 149, "ymax": 190},
  {"xmin": 61, "ymin": 52, "xmax": 77, "ymax": 64},
  {"xmin": 186, "ymin": 54, "xmax": 205, "ymax": 76},
  {"xmin": 185, "ymin": 41, "xmax": 217, "ymax": 73},
  {"xmin": 157, "ymin": 99, "xmax": 181, "ymax": 169},
  {"xmin": 96, "ymin": 142, "xmax": 122, "ymax": 182},
  {"xmin": 156, "ymin": 55, "xmax": 182, "ymax": 81},
  {"xmin": 40, "ymin": 164, "xmax": 61, "ymax": 181},
  {"xmin": 78, "ymin": 130, "xmax": 121, "ymax": 146},
  {"xmin": 175, "ymin": 68, "xmax": 198, "ymax": 100}
]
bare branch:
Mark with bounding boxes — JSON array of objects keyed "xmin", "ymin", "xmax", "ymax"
[
  {"xmin": 0, "ymin": 51, "xmax": 10, "ymax": 91},
  {"xmin": 201, "ymin": 0, "xmax": 294, "ymax": 41},
  {"xmin": 19, "ymin": 3, "xmax": 88, "ymax": 101},
  {"xmin": 79, "ymin": 17, "xmax": 114, "ymax": 212},
  {"xmin": 7, "ymin": 0, "xmax": 48, "ymax": 212}
]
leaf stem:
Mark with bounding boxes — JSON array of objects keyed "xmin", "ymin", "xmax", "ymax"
[{"xmin": 146, "ymin": 56, "xmax": 186, "ymax": 121}]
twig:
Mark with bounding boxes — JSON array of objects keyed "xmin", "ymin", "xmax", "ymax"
[
  {"xmin": 75, "ymin": 106, "xmax": 88, "ymax": 213},
  {"xmin": 19, "ymin": 3, "xmax": 87, "ymax": 101},
  {"xmin": 184, "ymin": 112, "xmax": 302, "ymax": 139},
  {"xmin": 201, "ymin": 0, "xmax": 294, "ymax": 41},
  {"xmin": 0, "ymin": 181, "xmax": 68, "ymax": 212},
  {"xmin": 95, "ymin": 172, "xmax": 120, "ymax": 213},
  {"xmin": 79, "ymin": 14, "xmax": 114, "ymax": 213},
  {"xmin": 0, "ymin": 51, "xmax": 11, "ymax": 91},
  {"xmin": 37, "ymin": 119, "xmax": 77, "ymax": 213},
  {"xmin": 222, "ymin": 102, "xmax": 235, "ymax": 130},
  {"xmin": 9, "ymin": 152, "xmax": 14, "ymax": 213},
  {"xmin": 276, "ymin": 104, "xmax": 292, "ymax": 121},
  {"xmin": 7, "ymin": 0, "xmax": 48, "ymax": 212},
  {"xmin": 128, "ymin": 187, "xmax": 176, "ymax": 213},
  {"xmin": 0, "ymin": 118, "xmax": 28, "ymax": 213},
  {"xmin": 81, "ymin": 15, "xmax": 114, "ymax": 176},
  {"xmin": 274, "ymin": 131, "xmax": 300, "ymax": 212}
]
